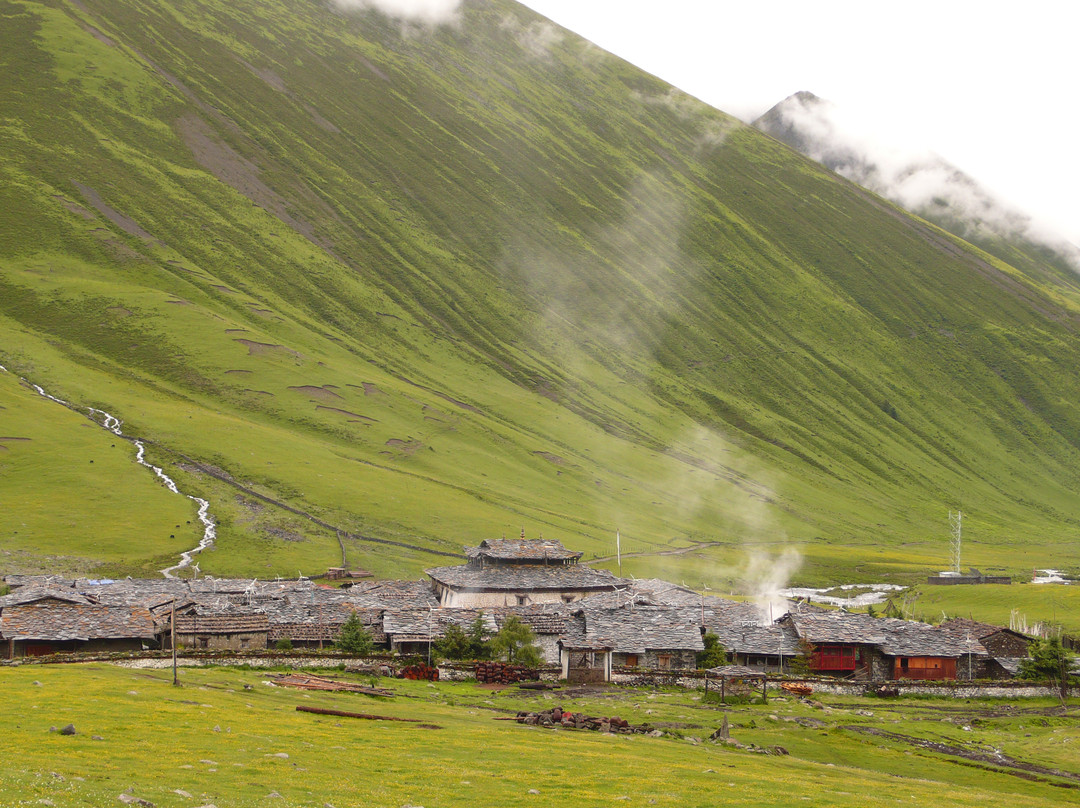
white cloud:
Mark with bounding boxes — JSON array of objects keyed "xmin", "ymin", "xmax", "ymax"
[
  {"xmin": 763, "ymin": 93, "xmax": 1080, "ymax": 267},
  {"xmin": 332, "ymin": 0, "xmax": 461, "ymax": 25}
]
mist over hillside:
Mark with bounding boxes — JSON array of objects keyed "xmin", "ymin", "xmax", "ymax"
[
  {"xmin": 753, "ymin": 91, "xmax": 1080, "ymax": 286},
  {"xmin": 2, "ymin": 0, "xmax": 1080, "ymax": 587}
]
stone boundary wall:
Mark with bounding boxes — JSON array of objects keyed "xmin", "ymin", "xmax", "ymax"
[
  {"xmin": 7, "ymin": 652, "xmax": 1075, "ymax": 699},
  {"xmin": 109, "ymin": 655, "xmax": 376, "ymax": 670},
  {"xmin": 609, "ymin": 668, "xmax": 1077, "ymax": 699}
]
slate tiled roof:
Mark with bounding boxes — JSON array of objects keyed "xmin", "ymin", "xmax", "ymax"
[
  {"xmin": 3, "ymin": 575, "xmax": 76, "ymax": 590},
  {"xmin": 878, "ymin": 619, "xmax": 986, "ymax": 657},
  {"xmin": 175, "ymin": 612, "xmax": 270, "ymax": 635},
  {"xmin": 345, "ymin": 579, "xmax": 439, "ymax": 608},
  {"xmin": 706, "ymin": 664, "xmax": 767, "ymax": 679},
  {"xmin": 624, "ymin": 579, "xmax": 713, "ymax": 607},
  {"xmin": 426, "ymin": 564, "xmax": 622, "ymax": 592},
  {"xmin": 465, "ymin": 539, "xmax": 582, "ymax": 563},
  {"xmin": 783, "ymin": 611, "xmax": 887, "ymax": 645},
  {"xmin": 382, "ymin": 608, "xmax": 498, "ymax": 642},
  {"xmin": 994, "ymin": 657, "xmax": 1023, "ymax": 676},
  {"xmin": 581, "ymin": 607, "xmax": 704, "ymax": 654},
  {"xmin": 711, "ymin": 620, "xmax": 803, "ymax": 656},
  {"xmin": 269, "ymin": 605, "xmax": 385, "ymax": 643},
  {"xmin": 0, "ymin": 589, "xmax": 94, "ymax": 609},
  {"xmin": 490, "ymin": 604, "xmax": 571, "ymax": 635},
  {"xmin": 0, "ymin": 600, "xmax": 156, "ymax": 641},
  {"xmin": 938, "ymin": 618, "xmax": 1028, "ymax": 641}
]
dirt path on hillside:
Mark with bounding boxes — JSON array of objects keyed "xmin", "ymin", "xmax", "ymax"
[
  {"xmin": 592, "ymin": 541, "xmax": 727, "ymax": 563},
  {"xmin": 843, "ymin": 725, "xmax": 1080, "ymax": 787}
]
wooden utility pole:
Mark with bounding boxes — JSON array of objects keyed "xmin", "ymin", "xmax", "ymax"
[{"xmin": 171, "ymin": 599, "xmax": 179, "ymax": 687}]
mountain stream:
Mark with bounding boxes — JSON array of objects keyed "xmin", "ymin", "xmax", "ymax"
[{"xmin": 1, "ymin": 364, "xmax": 216, "ymax": 578}]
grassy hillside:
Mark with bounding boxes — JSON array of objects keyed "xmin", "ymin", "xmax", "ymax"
[
  {"xmin": 2, "ymin": 0, "xmax": 1080, "ymax": 586},
  {"xmin": 2, "ymin": 664, "xmax": 1077, "ymax": 807}
]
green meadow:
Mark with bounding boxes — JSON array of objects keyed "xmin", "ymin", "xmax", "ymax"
[{"xmin": 2, "ymin": 663, "xmax": 1078, "ymax": 807}]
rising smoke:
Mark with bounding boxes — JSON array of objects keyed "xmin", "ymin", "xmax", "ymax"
[
  {"xmin": 331, "ymin": 0, "xmax": 461, "ymax": 25},
  {"xmin": 743, "ymin": 547, "xmax": 802, "ymax": 625}
]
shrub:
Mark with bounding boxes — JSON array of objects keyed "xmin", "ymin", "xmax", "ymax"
[
  {"xmin": 490, "ymin": 615, "xmax": 542, "ymax": 667},
  {"xmin": 336, "ymin": 611, "xmax": 374, "ymax": 655},
  {"xmin": 1019, "ymin": 635, "xmax": 1076, "ymax": 699},
  {"xmin": 435, "ymin": 614, "xmax": 491, "ymax": 661},
  {"xmin": 275, "ymin": 637, "xmax": 293, "ymax": 651},
  {"xmin": 697, "ymin": 632, "xmax": 728, "ymax": 669}
]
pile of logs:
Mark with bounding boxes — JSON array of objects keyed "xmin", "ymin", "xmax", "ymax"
[
  {"xmin": 779, "ymin": 682, "xmax": 813, "ymax": 697},
  {"xmin": 272, "ymin": 673, "xmax": 394, "ymax": 697},
  {"xmin": 515, "ymin": 706, "xmax": 659, "ymax": 735},
  {"xmin": 475, "ymin": 661, "xmax": 540, "ymax": 684},
  {"xmin": 399, "ymin": 664, "xmax": 440, "ymax": 681}
]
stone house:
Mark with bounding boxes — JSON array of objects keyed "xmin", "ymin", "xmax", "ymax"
[
  {"xmin": 161, "ymin": 600, "xmax": 270, "ymax": 651},
  {"xmin": 939, "ymin": 618, "xmax": 1033, "ymax": 678},
  {"xmin": 877, "ymin": 618, "xmax": 986, "ymax": 680},
  {"xmin": 779, "ymin": 611, "xmax": 889, "ymax": 677},
  {"xmin": 425, "ymin": 538, "xmax": 624, "ymax": 608},
  {"xmin": 1, "ymin": 591, "xmax": 157, "ymax": 658},
  {"xmin": 579, "ymin": 605, "xmax": 704, "ymax": 669},
  {"xmin": 382, "ymin": 608, "xmax": 498, "ymax": 656}
]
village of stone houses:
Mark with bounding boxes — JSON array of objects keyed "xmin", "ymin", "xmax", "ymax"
[{"xmin": 0, "ymin": 536, "xmax": 1055, "ymax": 685}]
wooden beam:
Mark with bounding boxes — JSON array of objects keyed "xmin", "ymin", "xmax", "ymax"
[{"xmin": 295, "ymin": 705, "xmax": 441, "ymax": 729}]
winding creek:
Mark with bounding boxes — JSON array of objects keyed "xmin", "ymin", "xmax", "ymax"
[{"xmin": 1, "ymin": 364, "xmax": 215, "ymax": 577}]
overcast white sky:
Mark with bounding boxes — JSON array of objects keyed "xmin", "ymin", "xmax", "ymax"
[{"xmin": 517, "ymin": 0, "xmax": 1079, "ymax": 246}]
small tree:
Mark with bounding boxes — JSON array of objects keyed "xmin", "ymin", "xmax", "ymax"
[
  {"xmin": 1019, "ymin": 635, "xmax": 1076, "ymax": 701},
  {"xmin": 336, "ymin": 611, "xmax": 374, "ymax": 655},
  {"xmin": 491, "ymin": 615, "xmax": 543, "ymax": 667},
  {"xmin": 697, "ymin": 632, "xmax": 727, "ymax": 669},
  {"xmin": 275, "ymin": 637, "xmax": 294, "ymax": 651},
  {"xmin": 786, "ymin": 638, "xmax": 815, "ymax": 676},
  {"xmin": 435, "ymin": 623, "xmax": 472, "ymax": 660}
]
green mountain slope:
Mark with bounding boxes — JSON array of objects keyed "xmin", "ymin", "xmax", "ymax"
[{"xmin": 2, "ymin": 0, "xmax": 1080, "ymax": 585}]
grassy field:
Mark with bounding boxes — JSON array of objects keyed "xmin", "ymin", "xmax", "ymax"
[
  {"xmin": 2, "ymin": 663, "xmax": 1078, "ymax": 807},
  {"xmin": 904, "ymin": 583, "xmax": 1080, "ymax": 636}
]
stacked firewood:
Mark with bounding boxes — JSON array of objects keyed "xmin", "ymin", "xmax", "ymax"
[
  {"xmin": 399, "ymin": 664, "xmax": 440, "ymax": 681},
  {"xmin": 273, "ymin": 673, "xmax": 394, "ymax": 696},
  {"xmin": 515, "ymin": 707, "xmax": 657, "ymax": 735},
  {"xmin": 475, "ymin": 661, "xmax": 540, "ymax": 684}
]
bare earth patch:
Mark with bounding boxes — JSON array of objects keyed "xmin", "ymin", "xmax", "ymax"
[
  {"xmin": 303, "ymin": 104, "xmax": 341, "ymax": 133},
  {"xmin": 223, "ymin": 369, "xmax": 252, "ymax": 375},
  {"xmin": 384, "ymin": 438, "xmax": 424, "ymax": 455},
  {"xmin": 72, "ymin": 181, "xmax": 159, "ymax": 243},
  {"xmin": 239, "ymin": 59, "xmax": 288, "ymax": 93},
  {"xmin": 234, "ymin": 339, "xmax": 301, "ymax": 358},
  {"xmin": 533, "ymin": 451, "xmax": 567, "ymax": 465},
  {"xmin": 52, "ymin": 195, "xmax": 95, "ymax": 220},
  {"xmin": 175, "ymin": 113, "xmax": 337, "ymax": 254},
  {"xmin": 316, "ymin": 405, "xmax": 375, "ymax": 423},
  {"xmin": 287, "ymin": 385, "xmax": 343, "ymax": 401},
  {"xmin": 81, "ymin": 23, "xmax": 115, "ymax": 46}
]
